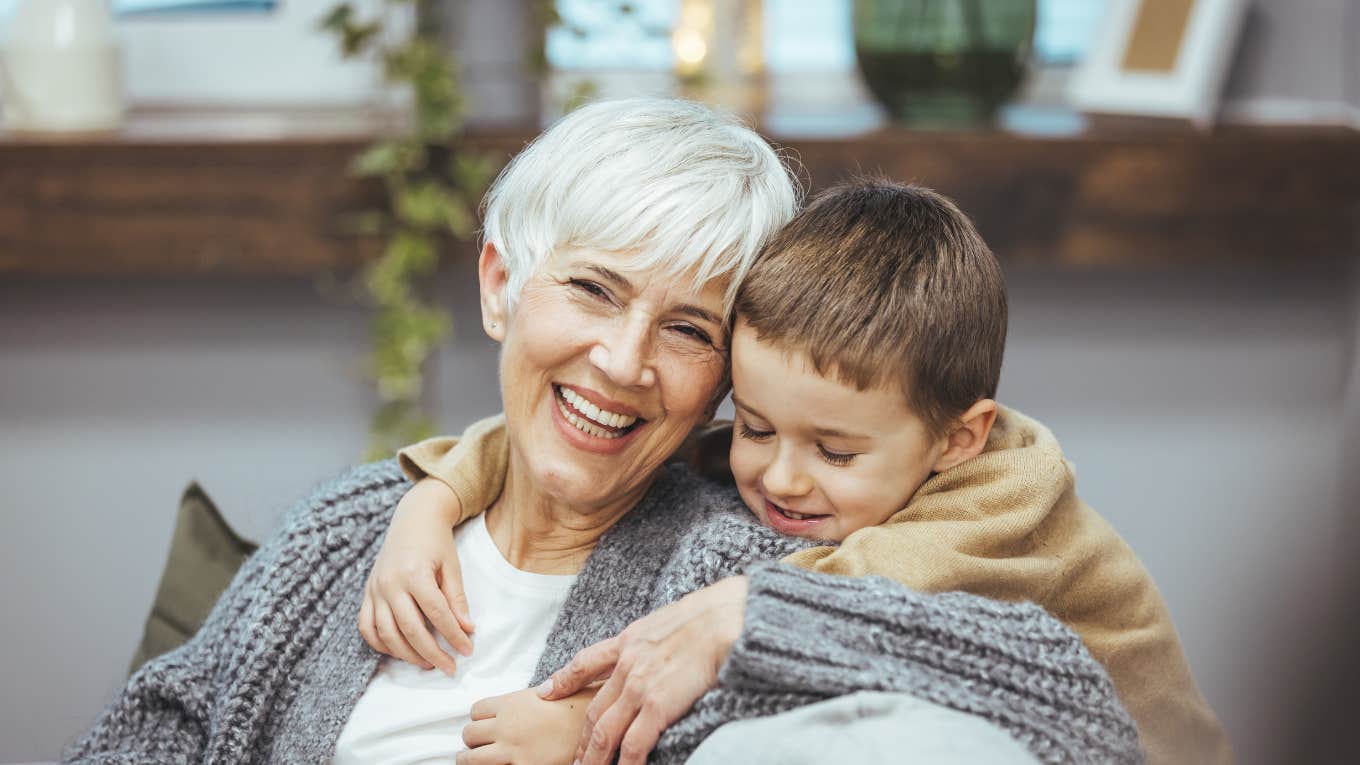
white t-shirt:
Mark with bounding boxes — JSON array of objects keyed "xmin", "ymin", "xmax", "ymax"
[{"xmin": 331, "ymin": 513, "xmax": 578, "ymax": 765}]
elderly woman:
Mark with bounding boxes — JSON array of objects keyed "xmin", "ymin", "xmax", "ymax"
[{"xmin": 63, "ymin": 100, "xmax": 1138, "ymax": 765}]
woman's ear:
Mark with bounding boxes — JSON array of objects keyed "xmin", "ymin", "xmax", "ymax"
[
  {"xmin": 931, "ymin": 399, "xmax": 999, "ymax": 473},
  {"xmin": 478, "ymin": 242, "xmax": 509, "ymax": 342}
]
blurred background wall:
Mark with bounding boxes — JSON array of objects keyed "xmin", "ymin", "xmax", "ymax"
[{"xmin": 1, "ymin": 0, "xmax": 1357, "ymax": 762}]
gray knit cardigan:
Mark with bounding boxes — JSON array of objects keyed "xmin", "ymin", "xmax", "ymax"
[{"xmin": 64, "ymin": 460, "xmax": 1142, "ymax": 765}]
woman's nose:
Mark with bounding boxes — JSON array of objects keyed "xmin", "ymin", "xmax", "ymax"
[{"xmin": 588, "ymin": 315, "xmax": 657, "ymax": 388}]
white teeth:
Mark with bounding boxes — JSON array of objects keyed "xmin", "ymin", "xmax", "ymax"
[
  {"xmin": 557, "ymin": 388, "xmax": 628, "ymax": 439},
  {"xmin": 557, "ymin": 387, "xmax": 639, "ymax": 430}
]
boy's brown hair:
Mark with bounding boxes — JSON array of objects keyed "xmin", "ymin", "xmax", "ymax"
[{"xmin": 734, "ymin": 179, "xmax": 1007, "ymax": 436}]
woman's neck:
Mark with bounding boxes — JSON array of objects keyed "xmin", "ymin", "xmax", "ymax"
[{"xmin": 484, "ymin": 456, "xmax": 653, "ymax": 575}]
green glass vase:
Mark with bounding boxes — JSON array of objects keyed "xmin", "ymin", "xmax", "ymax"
[{"xmin": 853, "ymin": 0, "xmax": 1036, "ymax": 128}]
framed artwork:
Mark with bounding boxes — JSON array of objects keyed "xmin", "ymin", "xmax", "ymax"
[{"xmin": 1068, "ymin": 0, "xmax": 1248, "ymax": 128}]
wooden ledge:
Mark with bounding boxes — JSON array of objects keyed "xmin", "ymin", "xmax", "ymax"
[{"xmin": 2, "ymin": 108, "xmax": 1356, "ymax": 277}]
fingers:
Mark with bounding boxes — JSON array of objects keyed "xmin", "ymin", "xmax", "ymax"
[
  {"xmin": 461, "ymin": 718, "xmax": 496, "ymax": 748},
  {"xmin": 455, "ymin": 743, "xmax": 508, "ymax": 765},
  {"xmin": 412, "ymin": 574, "xmax": 473, "ymax": 659},
  {"xmin": 578, "ymin": 688, "xmax": 639, "ymax": 765},
  {"xmin": 542, "ymin": 636, "xmax": 621, "ymax": 700},
  {"xmin": 358, "ymin": 588, "xmax": 389, "ymax": 656},
  {"xmin": 373, "ymin": 599, "xmax": 433, "ymax": 670},
  {"xmin": 469, "ymin": 695, "xmax": 502, "ymax": 721},
  {"xmin": 439, "ymin": 558, "xmax": 477, "ymax": 635},
  {"xmin": 391, "ymin": 590, "xmax": 460, "ymax": 676},
  {"xmin": 617, "ymin": 706, "xmax": 667, "ymax": 765},
  {"xmin": 574, "ymin": 659, "xmax": 630, "ymax": 764}
]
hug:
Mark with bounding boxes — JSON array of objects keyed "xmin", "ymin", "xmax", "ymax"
[{"xmin": 64, "ymin": 98, "xmax": 1226, "ymax": 765}]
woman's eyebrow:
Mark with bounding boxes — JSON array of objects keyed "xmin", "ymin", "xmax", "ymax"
[
  {"xmin": 584, "ymin": 264, "xmax": 633, "ymax": 289},
  {"xmin": 675, "ymin": 304, "xmax": 721, "ymax": 326}
]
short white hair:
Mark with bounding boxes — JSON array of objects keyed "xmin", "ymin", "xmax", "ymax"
[{"xmin": 481, "ymin": 98, "xmax": 801, "ymax": 316}]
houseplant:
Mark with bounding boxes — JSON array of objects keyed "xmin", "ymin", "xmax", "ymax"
[{"xmin": 321, "ymin": 0, "xmax": 497, "ymax": 458}]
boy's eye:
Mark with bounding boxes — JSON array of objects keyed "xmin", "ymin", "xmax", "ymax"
[
  {"xmin": 818, "ymin": 445, "xmax": 857, "ymax": 466},
  {"xmin": 738, "ymin": 423, "xmax": 773, "ymax": 442}
]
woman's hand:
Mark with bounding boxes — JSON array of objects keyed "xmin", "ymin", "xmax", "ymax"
[
  {"xmin": 538, "ymin": 575, "xmax": 750, "ymax": 765},
  {"xmin": 457, "ymin": 686, "xmax": 598, "ymax": 765},
  {"xmin": 358, "ymin": 477, "xmax": 476, "ymax": 675}
]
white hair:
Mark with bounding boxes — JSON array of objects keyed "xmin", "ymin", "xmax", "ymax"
[{"xmin": 481, "ymin": 98, "xmax": 801, "ymax": 316}]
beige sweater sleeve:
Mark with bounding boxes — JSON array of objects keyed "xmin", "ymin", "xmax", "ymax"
[{"xmin": 396, "ymin": 414, "xmax": 510, "ymax": 524}]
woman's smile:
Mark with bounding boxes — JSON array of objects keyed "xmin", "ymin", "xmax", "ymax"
[{"xmin": 550, "ymin": 383, "xmax": 646, "ymax": 454}]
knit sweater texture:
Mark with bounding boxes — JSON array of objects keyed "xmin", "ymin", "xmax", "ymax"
[
  {"xmin": 65, "ymin": 460, "xmax": 1140, "ymax": 765},
  {"xmin": 403, "ymin": 405, "xmax": 1227, "ymax": 765}
]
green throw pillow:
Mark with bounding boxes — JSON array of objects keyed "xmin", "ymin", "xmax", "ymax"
[{"xmin": 127, "ymin": 482, "xmax": 258, "ymax": 675}]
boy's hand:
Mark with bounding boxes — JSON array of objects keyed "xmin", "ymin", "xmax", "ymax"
[
  {"xmin": 457, "ymin": 686, "xmax": 598, "ymax": 765},
  {"xmin": 359, "ymin": 477, "xmax": 476, "ymax": 675}
]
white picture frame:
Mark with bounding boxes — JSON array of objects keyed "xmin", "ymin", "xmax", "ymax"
[{"xmin": 1068, "ymin": 0, "xmax": 1248, "ymax": 129}]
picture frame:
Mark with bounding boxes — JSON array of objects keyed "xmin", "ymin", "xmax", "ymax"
[{"xmin": 1068, "ymin": 0, "xmax": 1248, "ymax": 129}]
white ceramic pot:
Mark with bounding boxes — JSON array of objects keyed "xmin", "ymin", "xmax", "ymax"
[{"xmin": 1, "ymin": 0, "xmax": 125, "ymax": 132}]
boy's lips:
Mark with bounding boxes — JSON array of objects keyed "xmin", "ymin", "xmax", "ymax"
[{"xmin": 763, "ymin": 499, "xmax": 831, "ymax": 536}]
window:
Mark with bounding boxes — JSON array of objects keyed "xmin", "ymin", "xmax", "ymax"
[
  {"xmin": 0, "ymin": 0, "xmax": 275, "ymax": 20},
  {"xmin": 547, "ymin": 0, "xmax": 1108, "ymax": 72}
]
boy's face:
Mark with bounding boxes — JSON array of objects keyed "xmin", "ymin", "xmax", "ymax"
[{"xmin": 728, "ymin": 320, "xmax": 948, "ymax": 542}]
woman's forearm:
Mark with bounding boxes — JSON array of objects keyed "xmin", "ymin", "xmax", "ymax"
[{"xmin": 720, "ymin": 562, "xmax": 1143, "ymax": 764}]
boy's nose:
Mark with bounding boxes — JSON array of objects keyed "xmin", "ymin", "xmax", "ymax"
[{"xmin": 761, "ymin": 452, "xmax": 812, "ymax": 500}]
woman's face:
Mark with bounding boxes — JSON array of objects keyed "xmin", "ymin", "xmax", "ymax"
[{"xmin": 480, "ymin": 243, "xmax": 729, "ymax": 512}]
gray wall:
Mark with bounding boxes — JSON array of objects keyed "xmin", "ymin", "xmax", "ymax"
[{"xmin": 1, "ymin": 256, "xmax": 1354, "ymax": 764}]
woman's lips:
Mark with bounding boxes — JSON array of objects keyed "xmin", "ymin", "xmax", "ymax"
[
  {"xmin": 556, "ymin": 383, "xmax": 644, "ymax": 420},
  {"xmin": 762, "ymin": 499, "xmax": 830, "ymax": 536}
]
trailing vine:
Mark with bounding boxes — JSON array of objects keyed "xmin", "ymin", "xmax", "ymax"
[{"xmin": 320, "ymin": 0, "xmax": 497, "ymax": 459}]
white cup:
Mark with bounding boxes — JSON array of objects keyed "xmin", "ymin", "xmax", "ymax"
[{"xmin": 1, "ymin": 0, "xmax": 125, "ymax": 132}]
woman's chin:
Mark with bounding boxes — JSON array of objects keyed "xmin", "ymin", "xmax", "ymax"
[{"xmin": 531, "ymin": 461, "xmax": 637, "ymax": 510}]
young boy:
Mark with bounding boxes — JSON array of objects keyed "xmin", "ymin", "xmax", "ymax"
[{"xmin": 375, "ymin": 180, "xmax": 1229, "ymax": 764}]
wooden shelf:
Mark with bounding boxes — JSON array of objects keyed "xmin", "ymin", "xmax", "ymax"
[{"xmin": 2, "ymin": 107, "xmax": 1357, "ymax": 277}]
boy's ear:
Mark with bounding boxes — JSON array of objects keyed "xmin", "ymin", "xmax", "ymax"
[
  {"xmin": 931, "ymin": 399, "xmax": 998, "ymax": 473},
  {"xmin": 478, "ymin": 242, "xmax": 509, "ymax": 342}
]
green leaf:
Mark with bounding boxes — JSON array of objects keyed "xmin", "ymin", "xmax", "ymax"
[
  {"xmin": 442, "ymin": 191, "xmax": 475, "ymax": 239},
  {"xmin": 342, "ymin": 21, "xmax": 383, "ymax": 56},
  {"xmin": 395, "ymin": 181, "xmax": 458, "ymax": 231},
  {"xmin": 349, "ymin": 140, "xmax": 425, "ymax": 178},
  {"xmin": 386, "ymin": 230, "xmax": 440, "ymax": 276},
  {"xmin": 339, "ymin": 210, "xmax": 388, "ymax": 237},
  {"xmin": 319, "ymin": 3, "xmax": 354, "ymax": 32}
]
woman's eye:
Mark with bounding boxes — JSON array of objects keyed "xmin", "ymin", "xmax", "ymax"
[
  {"xmin": 569, "ymin": 279, "xmax": 611, "ymax": 301},
  {"xmin": 738, "ymin": 424, "xmax": 773, "ymax": 441},
  {"xmin": 669, "ymin": 324, "xmax": 714, "ymax": 346},
  {"xmin": 818, "ymin": 446, "xmax": 857, "ymax": 466}
]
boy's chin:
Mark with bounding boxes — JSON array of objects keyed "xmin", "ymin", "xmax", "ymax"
[{"xmin": 787, "ymin": 528, "xmax": 844, "ymax": 543}]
